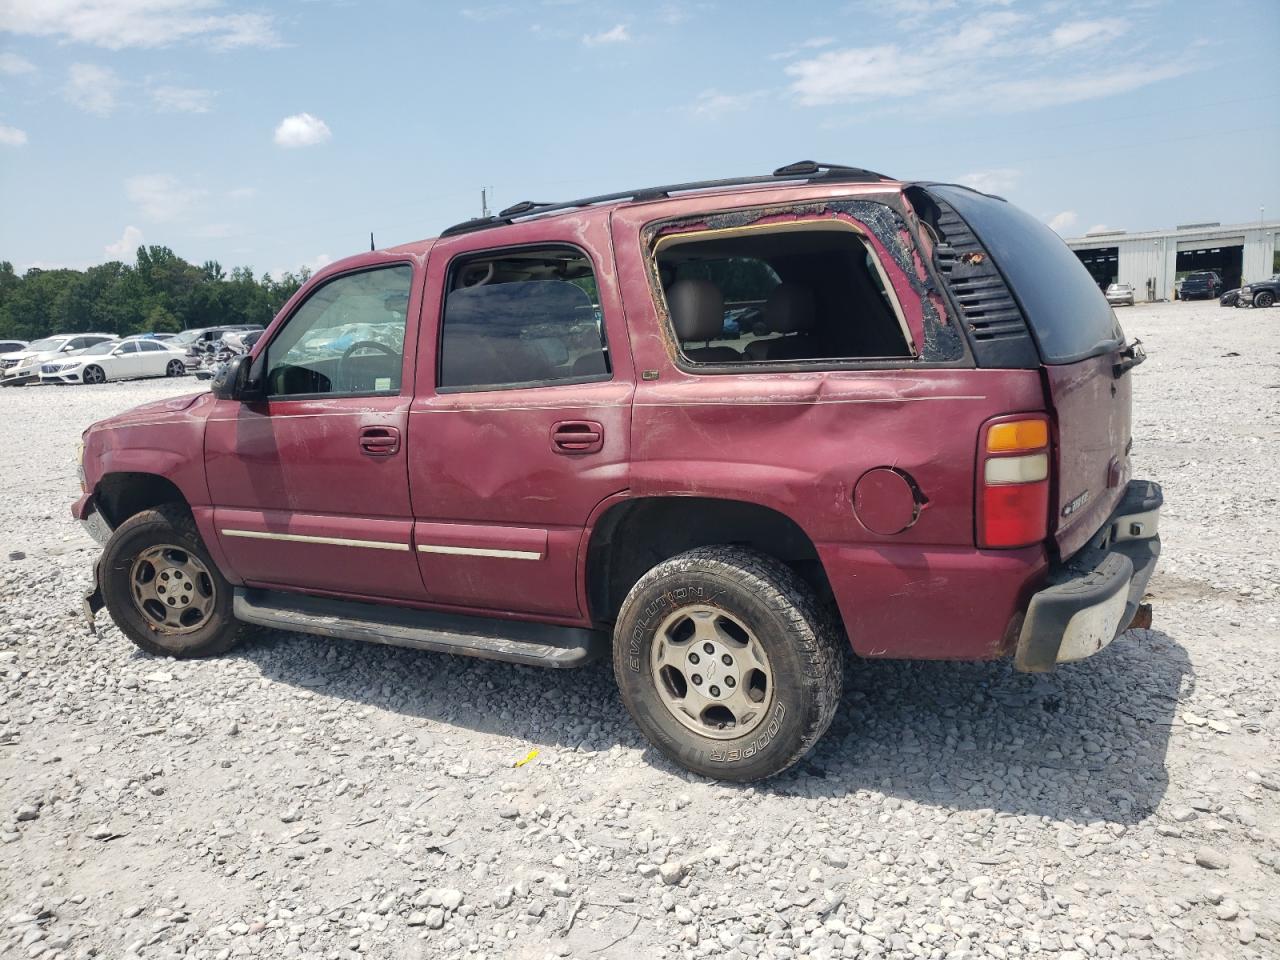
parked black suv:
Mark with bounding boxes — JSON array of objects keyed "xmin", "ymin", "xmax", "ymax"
[{"xmin": 1179, "ymin": 271, "xmax": 1222, "ymax": 301}]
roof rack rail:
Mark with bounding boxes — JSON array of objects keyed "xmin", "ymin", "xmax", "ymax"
[{"xmin": 439, "ymin": 161, "xmax": 894, "ymax": 238}]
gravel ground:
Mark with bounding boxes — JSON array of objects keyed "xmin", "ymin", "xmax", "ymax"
[{"xmin": 1, "ymin": 300, "xmax": 1277, "ymax": 960}]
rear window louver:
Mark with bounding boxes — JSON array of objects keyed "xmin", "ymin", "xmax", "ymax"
[{"xmin": 932, "ymin": 204, "xmax": 1040, "ymax": 369}]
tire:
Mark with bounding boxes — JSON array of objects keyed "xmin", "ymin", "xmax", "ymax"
[
  {"xmin": 1255, "ymin": 291, "xmax": 1275, "ymax": 308},
  {"xmin": 100, "ymin": 503, "xmax": 243, "ymax": 659},
  {"xmin": 82, "ymin": 365, "xmax": 105, "ymax": 385},
  {"xmin": 612, "ymin": 546, "xmax": 842, "ymax": 781},
  {"xmin": 166, "ymin": 359, "xmax": 185, "ymax": 377}
]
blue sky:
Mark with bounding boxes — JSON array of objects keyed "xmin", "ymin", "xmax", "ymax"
[{"xmin": 1, "ymin": 0, "xmax": 1277, "ymax": 277}]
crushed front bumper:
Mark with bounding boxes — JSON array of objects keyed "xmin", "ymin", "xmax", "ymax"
[{"xmin": 1014, "ymin": 479, "xmax": 1162, "ymax": 672}]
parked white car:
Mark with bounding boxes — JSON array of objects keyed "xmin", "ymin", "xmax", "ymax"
[
  {"xmin": 39, "ymin": 338, "xmax": 190, "ymax": 385},
  {"xmin": 1, "ymin": 333, "xmax": 118, "ymax": 386}
]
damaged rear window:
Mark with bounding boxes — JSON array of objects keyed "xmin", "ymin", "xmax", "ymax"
[{"xmin": 929, "ymin": 185, "xmax": 1121, "ymax": 364}]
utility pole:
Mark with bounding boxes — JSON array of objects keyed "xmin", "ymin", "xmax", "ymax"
[{"xmin": 481, "ymin": 188, "xmax": 492, "ymax": 218}]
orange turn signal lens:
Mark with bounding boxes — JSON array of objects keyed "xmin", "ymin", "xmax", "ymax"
[{"xmin": 986, "ymin": 419, "xmax": 1048, "ymax": 453}]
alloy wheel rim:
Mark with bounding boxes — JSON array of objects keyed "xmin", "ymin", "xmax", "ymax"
[
  {"xmin": 129, "ymin": 544, "xmax": 217, "ymax": 635},
  {"xmin": 85, "ymin": 367, "xmax": 103, "ymax": 383},
  {"xmin": 649, "ymin": 604, "xmax": 774, "ymax": 740}
]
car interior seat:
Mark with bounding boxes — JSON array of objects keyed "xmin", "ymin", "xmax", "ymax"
[{"xmin": 667, "ymin": 278, "xmax": 740, "ymax": 362}]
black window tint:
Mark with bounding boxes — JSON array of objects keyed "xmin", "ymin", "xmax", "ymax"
[
  {"xmin": 439, "ymin": 248, "xmax": 609, "ymax": 391},
  {"xmin": 929, "ymin": 185, "xmax": 1120, "ymax": 364},
  {"xmin": 119, "ymin": 341, "xmax": 140, "ymax": 353},
  {"xmin": 139, "ymin": 340, "xmax": 164, "ymax": 351}
]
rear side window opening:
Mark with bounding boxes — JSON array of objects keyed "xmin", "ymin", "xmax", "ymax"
[
  {"xmin": 652, "ymin": 220, "xmax": 916, "ymax": 367},
  {"xmin": 437, "ymin": 245, "xmax": 611, "ymax": 392}
]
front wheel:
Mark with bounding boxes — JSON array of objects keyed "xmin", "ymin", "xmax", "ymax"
[
  {"xmin": 1256, "ymin": 291, "xmax": 1275, "ymax": 308},
  {"xmin": 613, "ymin": 546, "xmax": 842, "ymax": 781},
  {"xmin": 82, "ymin": 365, "xmax": 105, "ymax": 385},
  {"xmin": 100, "ymin": 504, "xmax": 243, "ymax": 658}
]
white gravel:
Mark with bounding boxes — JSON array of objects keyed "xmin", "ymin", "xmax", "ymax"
[{"xmin": 1, "ymin": 299, "xmax": 1277, "ymax": 960}]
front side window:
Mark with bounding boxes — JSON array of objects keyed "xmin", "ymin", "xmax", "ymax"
[
  {"xmin": 654, "ymin": 223, "xmax": 914, "ymax": 366},
  {"xmin": 117, "ymin": 341, "xmax": 139, "ymax": 354},
  {"xmin": 438, "ymin": 246, "xmax": 609, "ymax": 392},
  {"xmin": 264, "ymin": 264, "xmax": 412, "ymax": 397}
]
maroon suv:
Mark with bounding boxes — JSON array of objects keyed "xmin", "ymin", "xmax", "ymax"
[{"xmin": 75, "ymin": 162, "xmax": 1161, "ymax": 781}]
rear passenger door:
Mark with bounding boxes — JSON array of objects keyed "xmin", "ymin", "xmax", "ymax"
[{"xmin": 408, "ymin": 221, "xmax": 633, "ymax": 620}]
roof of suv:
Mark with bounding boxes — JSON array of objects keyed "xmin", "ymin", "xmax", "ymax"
[{"xmin": 436, "ymin": 161, "xmax": 897, "ymax": 239}]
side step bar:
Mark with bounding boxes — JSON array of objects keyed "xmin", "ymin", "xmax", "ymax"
[{"xmin": 233, "ymin": 588, "xmax": 606, "ymax": 668}]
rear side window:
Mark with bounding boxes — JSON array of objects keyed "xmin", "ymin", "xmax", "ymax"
[
  {"xmin": 929, "ymin": 185, "xmax": 1121, "ymax": 364},
  {"xmin": 654, "ymin": 223, "xmax": 914, "ymax": 366},
  {"xmin": 438, "ymin": 246, "xmax": 609, "ymax": 392}
]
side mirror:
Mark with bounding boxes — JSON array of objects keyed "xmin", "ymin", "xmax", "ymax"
[{"xmin": 211, "ymin": 355, "xmax": 249, "ymax": 400}]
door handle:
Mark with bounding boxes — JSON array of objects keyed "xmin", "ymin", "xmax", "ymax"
[
  {"xmin": 359, "ymin": 425, "xmax": 401, "ymax": 456},
  {"xmin": 551, "ymin": 420, "xmax": 604, "ymax": 455}
]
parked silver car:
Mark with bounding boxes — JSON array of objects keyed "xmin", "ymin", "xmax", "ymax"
[{"xmin": 1105, "ymin": 283, "xmax": 1135, "ymax": 307}]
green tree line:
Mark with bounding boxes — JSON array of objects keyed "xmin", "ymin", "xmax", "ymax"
[{"xmin": 0, "ymin": 246, "xmax": 312, "ymax": 342}]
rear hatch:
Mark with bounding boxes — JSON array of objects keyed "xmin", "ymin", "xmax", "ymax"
[{"xmin": 921, "ymin": 185, "xmax": 1133, "ymax": 559}]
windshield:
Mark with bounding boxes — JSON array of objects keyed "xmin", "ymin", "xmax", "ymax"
[
  {"xmin": 169, "ymin": 330, "xmax": 200, "ymax": 346},
  {"xmin": 28, "ymin": 338, "xmax": 66, "ymax": 351},
  {"xmin": 77, "ymin": 341, "xmax": 117, "ymax": 356}
]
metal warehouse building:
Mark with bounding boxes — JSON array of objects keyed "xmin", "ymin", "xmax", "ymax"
[{"xmin": 1066, "ymin": 220, "xmax": 1280, "ymax": 301}]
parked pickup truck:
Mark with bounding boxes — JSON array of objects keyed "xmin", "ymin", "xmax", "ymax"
[{"xmin": 74, "ymin": 162, "xmax": 1162, "ymax": 781}]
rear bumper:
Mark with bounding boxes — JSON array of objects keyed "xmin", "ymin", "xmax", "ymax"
[{"xmin": 1014, "ymin": 479, "xmax": 1161, "ymax": 672}]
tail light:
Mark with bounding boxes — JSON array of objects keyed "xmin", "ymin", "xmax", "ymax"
[{"xmin": 978, "ymin": 415, "xmax": 1051, "ymax": 548}]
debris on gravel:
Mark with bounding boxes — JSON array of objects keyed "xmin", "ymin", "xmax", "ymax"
[{"xmin": 2, "ymin": 300, "xmax": 1279, "ymax": 958}]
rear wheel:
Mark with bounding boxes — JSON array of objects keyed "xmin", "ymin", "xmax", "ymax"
[
  {"xmin": 613, "ymin": 546, "xmax": 842, "ymax": 781},
  {"xmin": 100, "ymin": 504, "xmax": 243, "ymax": 658},
  {"xmin": 1255, "ymin": 291, "xmax": 1275, "ymax": 308},
  {"xmin": 165, "ymin": 359, "xmax": 185, "ymax": 377},
  {"xmin": 82, "ymin": 365, "xmax": 105, "ymax": 385}
]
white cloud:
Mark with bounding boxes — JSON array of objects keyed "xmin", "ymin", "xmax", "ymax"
[
  {"xmin": 0, "ymin": 123, "xmax": 28, "ymax": 145},
  {"xmin": 786, "ymin": 8, "xmax": 1186, "ymax": 113},
  {"xmin": 126, "ymin": 174, "xmax": 205, "ymax": 222},
  {"xmin": 1047, "ymin": 18, "xmax": 1125, "ymax": 50},
  {"xmin": 63, "ymin": 62, "xmax": 120, "ymax": 116},
  {"xmin": 1047, "ymin": 211, "xmax": 1077, "ymax": 234},
  {"xmin": 227, "ymin": 186, "xmax": 256, "ymax": 200},
  {"xmin": 690, "ymin": 89, "xmax": 768, "ymax": 117},
  {"xmin": 957, "ymin": 168, "xmax": 1020, "ymax": 195},
  {"xmin": 150, "ymin": 85, "xmax": 214, "ymax": 113},
  {"xmin": 0, "ymin": 52, "xmax": 36, "ymax": 75},
  {"xmin": 0, "ymin": 1, "xmax": 279, "ymax": 50},
  {"xmin": 582, "ymin": 24, "xmax": 629, "ymax": 46},
  {"xmin": 984, "ymin": 62, "xmax": 1189, "ymax": 110},
  {"xmin": 769, "ymin": 36, "xmax": 835, "ymax": 61},
  {"xmin": 786, "ymin": 44, "xmax": 931, "ymax": 105},
  {"xmin": 105, "ymin": 225, "xmax": 143, "ymax": 259},
  {"xmin": 273, "ymin": 112, "xmax": 331, "ymax": 148}
]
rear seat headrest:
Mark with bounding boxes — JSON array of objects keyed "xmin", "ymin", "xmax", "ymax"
[
  {"xmin": 668, "ymin": 278, "xmax": 724, "ymax": 341},
  {"xmin": 765, "ymin": 284, "xmax": 816, "ymax": 333}
]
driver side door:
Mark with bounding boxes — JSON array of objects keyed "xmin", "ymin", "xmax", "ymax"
[{"xmin": 204, "ymin": 260, "xmax": 427, "ymax": 601}]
